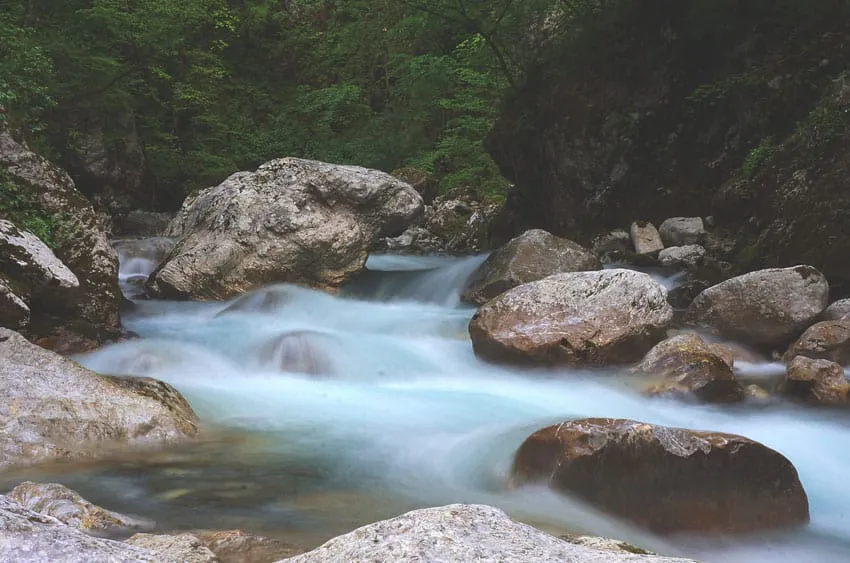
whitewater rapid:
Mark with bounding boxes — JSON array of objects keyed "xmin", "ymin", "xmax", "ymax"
[{"xmin": 55, "ymin": 244, "xmax": 850, "ymax": 560}]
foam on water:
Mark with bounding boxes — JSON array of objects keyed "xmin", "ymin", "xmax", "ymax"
[{"xmin": 69, "ymin": 250, "xmax": 850, "ymax": 560}]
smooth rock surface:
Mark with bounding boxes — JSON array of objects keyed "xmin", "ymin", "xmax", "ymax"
[
  {"xmin": 150, "ymin": 158, "xmax": 422, "ymax": 299},
  {"xmin": 194, "ymin": 529, "xmax": 302, "ymax": 563},
  {"xmin": 7, "ymin": 482, "xmax": 151, "ymax": 533},
  {"xmin": 658, "ymin": 245, "xmax": 706, "ymax": 268},
  {"xmin": 0, "ymin": 328, "xmax": 198, "ymax": 469},
  {"xmin": 781, "ymin": 356, "xmax": 850, "ymax": 405},
  {"xmin": 469, "ymin": 270, "xmax": 673, "ymax": 366},
  {"xmin": 633, "ymin": 333, "xmax": 745, "ymax": 403},
  {"xmin": 280, "ymin": 504, "xmax": 697, "ymax": 563},
  {"xmin": 126, "ymin": 533, "xmax": 218, "ymax": 563},
  {"xmin": 511, "ymin": 419, "xmax": 809, "ymax": 534},
  {"xmin": 462, "ymin": 229, "xmax": 601, "ymax": 304},
  {"xmin": 0, "ymin": 220, "xmax": 79, "ymax": 292},
  {"xmin": 823, "ymin": 298, "xmax": 850, "ymax": 321},
  {"xmin": 630, "ymin": 221, "xmax": 664, "ymax": 254},
  {"xmin": 687, "ymin": 266, "xmax": 829, "ymax": 347},
  {"xmin": 659, "ymin": 217, "xmax": 706, "ymax": 246},
  {"xmin": 785, "ymin": 320, "xmax": 850, "ymax": 365}
]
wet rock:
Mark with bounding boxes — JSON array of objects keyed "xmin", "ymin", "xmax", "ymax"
[
  {"xmin": 510, "ymin": 418, "xmax": 809, "ymax": 534},
  {"xmin": 0, "ymin": 121, "xmax": 122, "ymax": 341},
  {"xmin": 376, "ymin": 226, "xmax": 444, "ymax": 254},
  {"xmin": 746, "ymin": 384, "xmax": 772, "ymax": 401},
  {"xmin": 823, "ymin": 298, "xmax": 850, "ymax": 321},
  {"xmin": 7, "ymin": 482, "xmax": 152, "ymax": 533},
  {"xmin": 559, "ymin": 534, "xmax": 656, "ymax": 556},
  {"xmin": 633, "ymin": 333, "xmax": 745, "ymax": 403},
  {"xmin": 665, "ymin": 278, "xmax": 710, "ymax": 310},
  {"xmin": 785, "ymin": 320, "xmax": 850, "ymax": 365},
  {"xmin": 280, "ymin": 504, "xmax": 696, "ymax": 563},
  {"xmin": 781, "ymin": 356, "xmax": 850, "ymax": 405},
  {"xmin": 420, "ymin": 193, "xmax": 501, "ymax": 254},
  {"xmin": 0, "ymin": 280, "xmax": 29, "ymax": 329},
  {"xmin": 256, "ymin": 330, "xmax": 336, "ymax": 376},
  {"xmin": 630, "ymin": 221, "xmax": 664, "ymax": 254},
  {"xmin": 0, "ymin": 495, "xmax": 160, "ymax": 562},
  {"xmin": 0, "ymin": 328, "xmax": 198, "ymax": 469},
  {"xmin": 126, "ymin": 533, "xmax": 218, "ymax": 563},
  {"xmin": 215, "ymin": 285, "xmax": 297, "ymax": 317},
  {"xmin": 687, "ymin": 266, "xmax": 829, "ymax": 347},
  {"xmin": 391, "ymin": 167, "xmax": 438, "ymax": 204},
  {"xmin": 193, "ymin": 529, "xmax": 303, "ymax": 563},
  {"xmin": 469, "ymin": 270, "xmax": 673, "ymax": 366},
  {"xmin": 462, "ymin": 229, "xmax": 601, "ymax": 305},
  {"xmin": 591, "ymin": 229, "xmax": 632, "ymax": 257},
  {"xmin": 150, "ymin": 158, "xmax": 423, "ymax": 300},
  {"xmin": 658, "ymin": 245, "xmax": 706, "ymax": 268},
  {"xmin": 659, "ymin": 217, "xmax": 706, "ymax": 246}
]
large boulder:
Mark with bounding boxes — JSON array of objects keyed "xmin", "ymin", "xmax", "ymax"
[
  {"xmin": 280, "ymin": 504, "xmax": 696, "ymax": 563},
  {"xmin": 469, "ymin": 270, "xmax": 672, "ymax": 366},
  {"xmin": 687, "ymin": 266, "xmax": 829, "ymax": 347},
  {"xmin": 781, "ymin": 356, "xmax": 850, "ymax": 405},
  {"xmin": 462, "ymin": 229, "xmax": 601, "ymax": 304},
  {"xmin": 632, "ymin": 333, "xmax": 745, "ymax": 403},
  {"xmin": 785, "ymin": 320, "xmax": 850, "ymax": 365},
  {"xmin": 510, "ymin": 419, "xmax": 809, "ymax": 534},
  {"xmin": 149, "ymin": 158, "xmax": 422, "ymax": 300},
  {"xmin": 0, "ymin": 328, "xmax": 198, "ymax": 469},
  {"xmin": 0, "ymin": 121, "xmax": 122, "ymax": 345},
  {"xmin": 658, "ymin": 217, "xmax": 706, "ymax": 246}
]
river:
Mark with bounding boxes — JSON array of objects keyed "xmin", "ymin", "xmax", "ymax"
[{"xmin": 6, "ymin": 239, "xmax": 849, "ymax": 562}]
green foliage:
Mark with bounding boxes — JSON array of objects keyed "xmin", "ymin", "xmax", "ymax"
[
  {"xmin": 0, "ymin": 171, "xmax": 57, "ymax": 247},
  {"xmin": 795, "ymin": 92, "xmax": 850, "ymax": 149},
  {"xmin": 742, "ymin": 137, "xmax": 775, "ymax": 178}
]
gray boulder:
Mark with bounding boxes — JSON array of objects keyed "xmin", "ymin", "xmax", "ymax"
[
  {"xmin": 469, "ymin": 270, "xmax": 672, "ymax": 366},
  {"xmin": 0, "ymin": 328, "xmax": 198, "ymax": 469},
  {"xmin": 823, "ymin": 298, "xmax": 850, "ymax": 321},
  {"xmin": 687, "ymin": 266, "xmax": 829, "ymax": 347},
  {"xmin": 462, "ymin": 229, "xmax": 601, "ymax": 304},
  {"xmin": 279, "ymin": 504, "xmax": 696, "ymax": 563},
  {"xmin": 659, "ymin": 217, "xmax": 706, "ymax": 246},
  {"xmin": 125, "ymin": 534, "xmax": 218, "ymax": 563},
  {"xmin": 0, "ymin": 280, "xmax": 29, "ymax": 329},
  {"xmin": 658, "ymin": 245, "xmax": 706, "ymax": 268},
  {"xmin": 150, "ymin": 158, "xmax": 423, "ymax": 299}
]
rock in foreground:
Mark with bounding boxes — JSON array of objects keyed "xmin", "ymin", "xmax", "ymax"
[
  {"xmin": 280, "ymin": 504, "xmax": 696, "ymax": 563},
  {"xmin": 150, "ymin": 158, "xmax": 423, "ymax": 299},
  {"xmin": 0, "ymin": 328, "xmax": 198, "ymax": 469},
  {"xmin": 781, "ymin": 356, "xmax": 850, "ymax": 405},
  {"xmin": 462, "ymin": 229, "xmax": 600, "ymax": 305},
  {"xmin": 510, "ymin": 419, "xmax": 809, "ymax": 534},
  {"xmin": 785, "ymin": 320, "xmax": 850, "ymax": 366},
  {"xmin": 469, "ymin": 270, "xmax": 672, "ymax": 366},
  {"xmin": 687, "ymin": 266, "xmax": 829, "ymax": 347}
]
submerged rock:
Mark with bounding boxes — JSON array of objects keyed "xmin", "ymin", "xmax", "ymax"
[
  {"xmin": 256, "ymin": 330, "xmax": 337, "ymax": 376},
  {"xmin": 126, "ymin": 533, "xmax": 217, "ymax": 563},
  {"xmin": 149, "ymin": 158, "xmax": 423, "ymax": 300},
  {"xmin": 785, "ymin": 320, "xmax": 850, "ymax": 366},
  {"xmin": 630, "ymin": 221, "xmax": 664, "ymax": 254},
  {"xmin": 462, "ymin": 229, "xmax": 600, "ymax": 304},
  {"xmin": 280, "ymin": 504, "xmax": 696, "ymax": 563},
  {"xmin": 781, "ymin": 356, "xmax": 850, "ymax": 405},
  {"xmin": 510, "ymin": 418, "xmax": 809, "ymax": 534},
  {"xmin": 633, "ymin": 333, "xmax": 745, "ymax": 403},
  {"xmin": 659, "ymin": 217, "xmax": 706, "ymax": 246},
  {"xmin": 469, "ymin": 270, "xmax": 672, "ymax": 366},
  {"xmin": 0, "ymin": 328, "xmax": 198, "ymax": 469},
  {"xmin": 7, "ymin": 482, "xmax": 152, "ymax": 533},
  {"xmin": 823, "ymin": 298, "xmax": 850, "ymax": 321},
  {"xmin": 687, "ymin": 266, "xmax": 829, "ymax": 347},
  {"xmin": 193, "ymin": 529, "xmax": 302, "ymax": 563}
]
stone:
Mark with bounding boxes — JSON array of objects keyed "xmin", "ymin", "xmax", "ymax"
[
  {"xmin": 659, "ymin": 217, "xmax": 706, "ymax": 246},
  {"xmin": 781, "ymin": 356, "xmax": 850, "ymax": 405},
  {"xmin": 424, "ymin": 194, "xmax": 501, "ymax": 254},
  {"xmin": 0, "ymin": 121, "xmax": 122, "ymax": 342},
  {"xmin": 0, "ymin": 220, "xmax": 79, "ymax": 292},
  {"xmin": 823, "ymin": 298, "xmax": 850, "ymax": 321},
  {"xmin": 391, "ymin": 167, "xmax": 437, "ymax": 204},
  {"xmin": 462, "ymin": 229, "xmax": 601, "ymax": 304},
  {"xmin": 591, "ymin": 229, "xmax": 632, "ymax": 257},
  {"xmin": 0, "ymin": 328, "xmax": 198, "ymax": 469},
  {"xmin": 630, "ymin": 221, "xmax": 664, "ymax": 254},
  {"xmin": 279, "ymin": 504, "xmax": 697, "ymax": 563},
  {"xmin": 256, "ymin": 330, "xmax": 337, "ymax": 376},
  {"xmin": 0, "ymin": 495, "xmax": 161, "ymax": 562},
  {"xmin": 510, "ymin": 419, "xmax": 809, "ymax": 534},
  {"xmin": 149, "ymin": 158, "xmax": 422, "ymax": 300},
  {"xmin": 469, "ymin": 269, "xmax": 673, "ymax": 366},
  {"xmin": 126, "ymin": 533, "xmax": 218, "ymax": 563},
  {"xmin": 785, "ymin": 320, "xmax": 850, "ymax": 365},
  {"xmin": 633, "ymin": 333, "xmax": 745, "ymax": 403},
  {"xmin": 7, "ymin": 482, "xmax": 152, "ymax": 533},
  {"xmin": 658, "ymin": 245, "xmax": 706, "ymax": 268},
  {"xmin": 687, "ymin": 266, "xmax": 829, "ymax": 347},
  {"xmin": 193, "ymin": 529, "xmax": 302, "ymax": 563},
  {"xmin": 0, "ymin": 280, "xmax": 29, "ymax": 329}
]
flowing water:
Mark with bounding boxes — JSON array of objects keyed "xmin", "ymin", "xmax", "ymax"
[{"xmin": 6, "ymin": 240, "xmax": 850, "ymax": 561}]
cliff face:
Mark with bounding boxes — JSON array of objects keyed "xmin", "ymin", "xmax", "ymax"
[{"xmin": 487, "ymin": 0, "xmax": 850, "ymax": 290}]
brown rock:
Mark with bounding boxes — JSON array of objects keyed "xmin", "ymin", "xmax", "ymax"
[
  {"xmin": 781, "ymin": 356, "xmax": 850, "ymax": 405},
  {"xmin": 634, "ymin": 334, "xmax": 745, "ymax": 403},
  {"xmin": 194, "ymin": 530, "xmax": 303, "ymax": 563},
  {"xmin": 823, "ymin": 299, "xmax": 850, "ymax": 321},
  {"xmin": 469, "ymin": 270, "xmax": 672, "ymax": 366},
  {"xmin": 630, "ymin": 221, "xmax": 664, "ymax": 254},
  {"xmin": 510, "ymin": 418, "xmax": 809, "ymax": 534},
  {"xmin": 462, "ymin": 229, "xmax": 601, "ymax": 305},
  {"xmin": 785, "ymin": 320, "xmax": 850, "ymax": 366}
]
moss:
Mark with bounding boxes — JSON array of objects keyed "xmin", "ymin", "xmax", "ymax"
[
  {"xmin": 0, "ymin": 169, "xmax": 58, "ymax": 248},
  {"xmin": 742, "ymin": 137, "xmax": 775, "ymax": 178},
  {"xmin": 617, "ymin": 542, "xmax": 653, "ymax": 555}
]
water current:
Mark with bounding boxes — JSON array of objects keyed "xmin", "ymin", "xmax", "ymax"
[{"xmin": 5, "ymin": 238, "xmax": 849, "ymax": 561}]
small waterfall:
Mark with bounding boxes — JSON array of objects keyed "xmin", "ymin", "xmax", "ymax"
[{"xmin": 112, "ymin": 237, "xmax": 175, "ymax": 299}]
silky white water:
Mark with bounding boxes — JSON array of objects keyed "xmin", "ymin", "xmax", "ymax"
[{"xmin": 36, "ymin": 243, "xmax": 850, "ymax": 560}]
